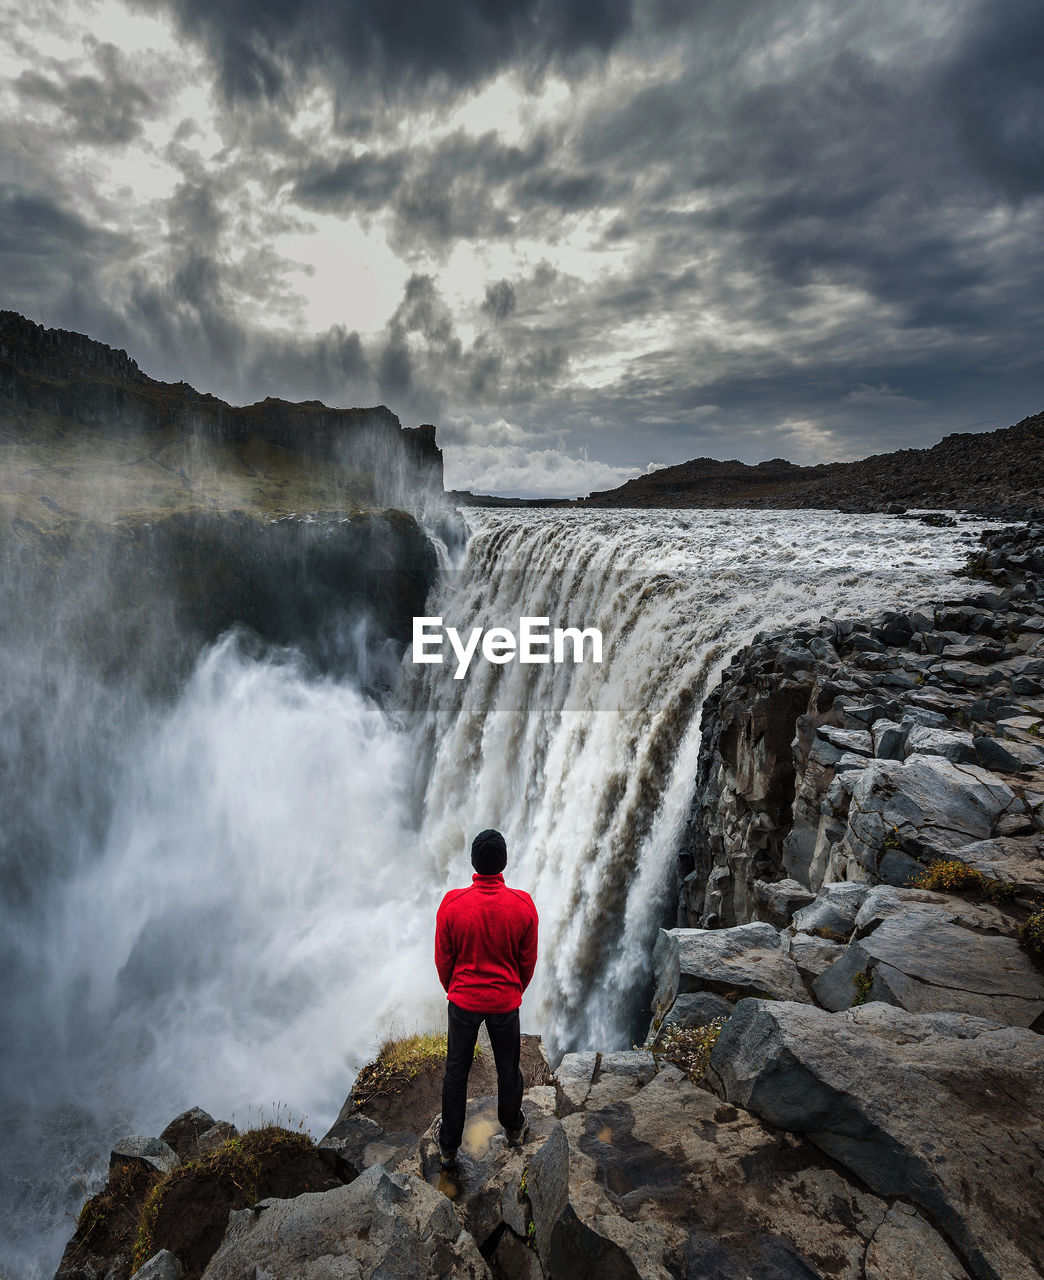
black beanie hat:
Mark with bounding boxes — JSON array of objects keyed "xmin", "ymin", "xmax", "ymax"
[{"xmin": 471, "ymin": 828, "xmax": 507, "ymax": 876}]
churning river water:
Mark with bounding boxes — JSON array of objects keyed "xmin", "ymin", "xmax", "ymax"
[{"xmin": 0, "ymin": 507, "xmax": 990, "ymax": 1276}]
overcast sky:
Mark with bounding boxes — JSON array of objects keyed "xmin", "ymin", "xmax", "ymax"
[{"xmin": 1, "ymin": 1, "xmax": 1041, "ymax": 496}]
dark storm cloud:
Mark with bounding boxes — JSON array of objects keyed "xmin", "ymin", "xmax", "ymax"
[
  {"xmin": 0, "ymin": 186, "xmax": 131, "ymax": 297},
  {"xmin": 942, "ymin": 0, "xmax": 1044, "ymax": 199},
  {"xmin": 293, "ymin": 151, "xmax": 408, "ymax": 210},
  {"xmin": 515, "ymin": 168, "xmax": 610, "ymax": 210},
  {"xmin": 156, "ymin": 0, "xmax": 633, "ymax": 102},
  {"xmin": 481, "ymin": 280, "xmax": 516, "ymax": 321},
  {"xmin": 387, "ymin": 129, "xmax": 556, "ymax": 245},
  {"xmin": 291, "ymin": 130, "xmax": 553, "ymax": 246},
  {"xmin": 13, "ymin": 43, "xmax": 154, "ymax": 145},
  {"xmin": 6, "ymin": 0, "xmax": 1044, "ymax": 492}
]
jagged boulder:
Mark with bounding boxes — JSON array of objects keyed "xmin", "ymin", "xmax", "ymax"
[
  {"xmin": 752, "ymin": 877, "xmax": 815, "ymax": 926},
  {"xmin": 903, "ymin": 724, "xmax": 977, "ymax": 764},
  {"xmin": 790, "ymin": 881, "xmax": 869, "ymax": 939},
  {"xmin": 646, "ymin": 991, "xmax": 734, "ymax": 1044},
  {"xmin": 159, "ymin": 1110, "xmax": 222, "ymax": 1163},
  {"xmin": 710, "ymin": 999, "xmax": 1044, "ymax": 1280},
  {"xmin": 553, "ymin": 1052, "xmax": 600, "ymax": 1116},
  {"xmin": 131, "ymin": 1251, "xmax": 183, "ymax": 1280},
  {"xmin": 788, "ymin": 931, "xmax": 845, "ymax": 981},
  {"xmin": 955, "ymin": 834, "xmax": 1044, "ymax": 892},
  {"xmin": 975, "ymin": 734, "xmax": 1044, "ymax": 772},
  {"xmin": 199, "ymin": 1164, "xmax": 491, "ymax": 1279},
  {"xmin": 652, "ymin": 923, "xmax": 810, "ymax": 1031},
  {"xmin": 851, "ymin": 884, "xmax": 1016, "ymax": 936},
  {"xmin": 317, "ymin": 1110, "xmax": 415, "ymax": 1182},
  {"xmin": 812, "ymin": 912, "xmax": 1044, "ymax": 1026},
  {"xmin": 836, "ymin": 754, "xmax": 1024, "ymax": 880},
  {"xmin": 110, "ymin": 1137, "xmax": 179, "ymax": 1179}
]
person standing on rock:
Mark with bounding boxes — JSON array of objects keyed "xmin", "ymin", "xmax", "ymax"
[{"xmin": 434, "ymin": 828, "xmax": 538, "ymax": 1169}]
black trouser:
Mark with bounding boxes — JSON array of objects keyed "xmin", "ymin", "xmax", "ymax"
[{"xmin": 440, "ymin": 1000, "xmax": 524, "ymax": 1153}]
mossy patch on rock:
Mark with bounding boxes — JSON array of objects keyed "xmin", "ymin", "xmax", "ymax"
[
  {"xmin": 1020, "ymin": 908, "xmax": 1044, "ymax": 962},
  {"xmin": 910, "ymin": 858, "xmax": 1023, "ymax": 904},
  {"xmin": 351, "ymin": 1031, "xmax": 464, "ymax": 1109},
  {"xmin": 135, "ymin": 1127, "xmax": 339, "ymax": 1278},
  {"xmin": 61, "ymin": 1157, "xmax": 162, "ymax": 1278},
  {"xmin": 58, "ymin": 1127, "xmax": 339, "ymax": 1280}
]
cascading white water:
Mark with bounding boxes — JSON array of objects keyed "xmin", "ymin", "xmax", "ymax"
[
  {"xmin": 410, "ymin": 508, "xmax": 991, "ymax": 1054},
  {"xmin": 1, "ymin": 507, "xmax": 987, "ymax": 1278}
]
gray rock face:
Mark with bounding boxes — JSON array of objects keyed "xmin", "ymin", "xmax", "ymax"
[
  {"xmin": 752, "ymin": 877, "xmax": 816, "ymax": 926},
  {"xmin": 788, "ymin": 931, "xmax": 845, "ymax": 981},
  {"xmin": 839, "ymin": 755, "xmax": 1020, "ymax": 878},
  {"xmin": 871, "ymin": 718, "xmax": 904, "ymax": 758},
  {"xmin": 554, "ymin": 1051, "xmax": 599, "ymax": 1116},
  {"xmin": 200, "ymin": 1163, "xmax": 491, "ymax": 1280},
  {"xmin": 543, "ymin": 1064, "xmax": 967, "ymax": 1280},
  {"xmin": 711, "ymin": 999, "xmax": 1044, "ymax": 1280},
  {"xmin": 526, "ymin": 1120, "xmax": 570, "ymax": 1273},
  {"xmin": 956, "ymin": 834, "xmax": 1044, "ymax": 892},
  {"xmin": 130, "ymin": 1251, "xmax": 184, "ymax": 1280},
  {"xmin": 584, "ymin": 1051, "xmax": 658, "ymax": 1110},
  {"xmin": 682, "ymin": 533, "xmax": 1044, "ymax": 935},
  {"xmin": 159, "ymin": 1108, "xmax": 219, "ymax": 1162},
  {"xmin": 110, "ymin": 1135, "xmax": 179, "ymax": 1178},
  {"xmin": 316, "ymin": 1111, "xmax": 390, "ymax": 1181},
  {"xmin": 852, "ymin": 885, "xmax": 1013, "ymax": 937},
  {"xmin": 653, "ymin": 923, "xmax": 811, "ymax": 1017},
  {"xmin": 808, "ymin": 884, "xmax": 1043, "ymax": 1026},
  {"xmin": 903, "ymin": 724, "xmax": 977, "ymax": 764},
  {"xmin": 649, "ymin": 991, "xmax": 734, "ymax": 1043},
  {"xmin": 975, "ymin": 734, "xmax": 1044, "ymax": 772},
  {"xmin": 790, "ymin": 882, "xmax": 869, "ymax": 939},
  {"xmin": 864, "ymin": 1203, "xmax": 969, "ymax": 1280},
  {"xmin": 817, "ymin": 726, "xmax": 873, "ymax": 756},
  {"xmin": 812, "ymin": 913, "xmax": 1044, "ymax": 1026},
  {"xmin": 490, "ymin": 1229, "xmax": 543, "ymax": 1280}
]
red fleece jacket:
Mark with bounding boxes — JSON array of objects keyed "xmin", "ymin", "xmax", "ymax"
[{"xmin": 435, "ymin": 873, "xmax": 538, "ymax": 1013}]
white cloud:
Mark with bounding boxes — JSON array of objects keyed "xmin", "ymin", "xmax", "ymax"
[
  {"xmin": 438, "ymin": 414, "xmax": 536, "ymax": 446},
  {"xmin": 443, "ymin": 442, "xmax": 642, "ymax": 498},
  {"xmin": 843, "ymin": 382, "xmax": 924, "ymax": 409}
]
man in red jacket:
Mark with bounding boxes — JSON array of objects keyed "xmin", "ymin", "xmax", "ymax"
[{"xmin": 434, "ymin": 828, "xmax": 538, "ymax": 1168}]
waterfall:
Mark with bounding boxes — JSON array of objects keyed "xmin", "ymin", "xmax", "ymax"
[
  {"xmin": 0, "ymin": 507, "xmax": 984, "ymax": 1277},
  {"xmin": 410, "ymin": 508, "xmax": 988, "ymax": 1053}
]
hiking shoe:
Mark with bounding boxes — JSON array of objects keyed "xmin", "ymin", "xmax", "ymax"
[
  {"xmin": 434, "ymin": 1118, "xmax": 459, "ymax": 1169},
  {"xmin": 505, "ymin": 1113, "xmax": 529, "ymax": 1147}
]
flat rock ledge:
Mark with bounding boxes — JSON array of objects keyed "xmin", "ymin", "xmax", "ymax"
[
  {"xmin": 68, "ymin": 993, "xmax": 1041, "ymax": 1280},
  {"xmin": 709, "ymin": 1000, "xmax": 1044, "ymax": 1280},
  {"xmin": 208, "ymin": 1055, "xmax": 982, "ymax": 1280}
]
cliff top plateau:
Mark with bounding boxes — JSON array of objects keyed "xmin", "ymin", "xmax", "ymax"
[
  {"xmin": 579, "ymin": 410, "xmax": 1044, "ymax": 517},
  {"xmin": 0, "ymin": 310, "xmax": 443, "ymax": 530}
]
